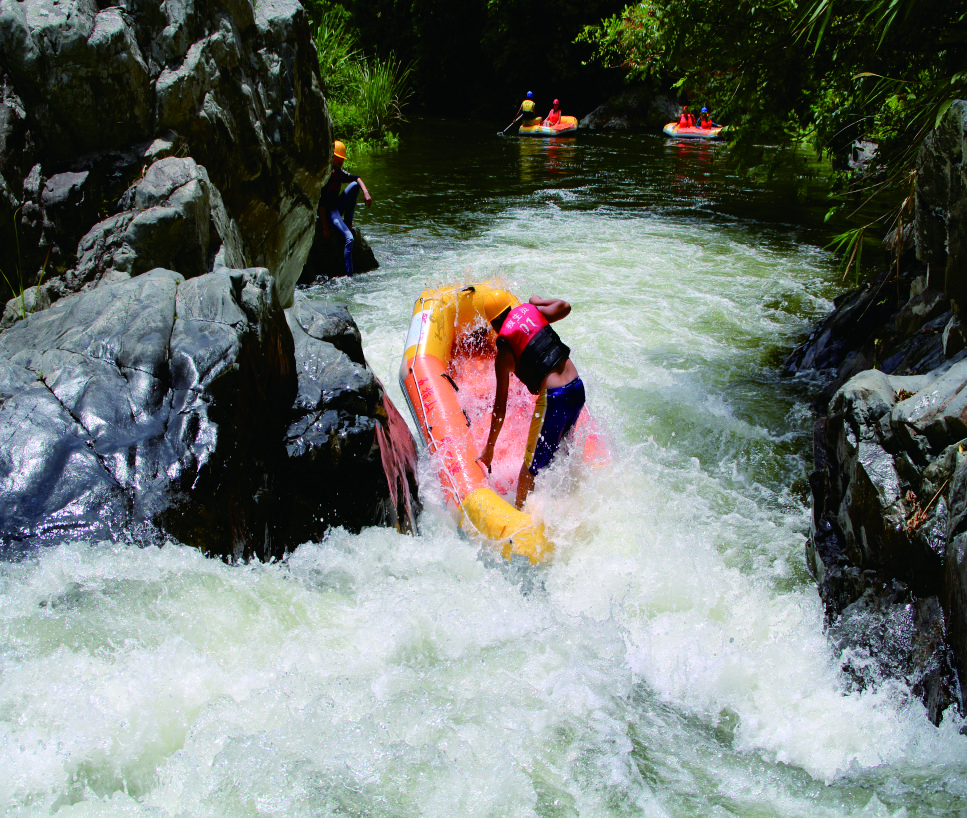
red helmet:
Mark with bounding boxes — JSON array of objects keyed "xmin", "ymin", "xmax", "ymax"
[{"xmin": 553, "ymin": 99, "xmax": 560, "ymax": 106}]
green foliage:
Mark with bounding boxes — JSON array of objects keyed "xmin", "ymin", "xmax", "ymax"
[
  {"xmin": 313, "ymin": 10, "xmax": 414, "ymax": 149},
  {"xmin": 577, "ymin": 0, "xmax": 811, "ymax": 161},
  {"xmin": 338, "ymin": 0, "xmax": 629, "ymax": 115},
  {"xmin": 576, "ymin": 0, "xmax": 967, "ymax": 272}
]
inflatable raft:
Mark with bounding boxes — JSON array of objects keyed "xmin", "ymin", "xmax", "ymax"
[
  {"xmin": 399, "ymin": 283, "xmax": 603, "ymax": 564},
  {"xmin": 663, "ymin": 122, "xmax": 724, "ymax": 139},
  {"xmin": 520, "ymin": 115, "xmax": 578, "ymax": 136}
]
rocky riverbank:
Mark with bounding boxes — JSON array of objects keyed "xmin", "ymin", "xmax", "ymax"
[
  {"xmin": 0, "ymin": 0, "xmax": 416, "ymax": 560},
  {"xmin": 784, "ymin": 100, "xmax": 967, "ymax": 723}
]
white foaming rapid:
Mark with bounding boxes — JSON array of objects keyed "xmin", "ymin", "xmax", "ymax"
[{"xmin": 2, "ymin": 150, "xmax": 966, "ymax": 816}]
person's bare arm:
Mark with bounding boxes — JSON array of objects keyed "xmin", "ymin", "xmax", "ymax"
[
  {"xmin": 357, "ymin": 177, "xmax": 373, "ymax": 207},
  {"xmin": 478, "ymin": 345, "xmax": 514, "ymax": 471},
  {"xmin": 529, "ymin": 295, "xmax": 571, "ymax": 323}
]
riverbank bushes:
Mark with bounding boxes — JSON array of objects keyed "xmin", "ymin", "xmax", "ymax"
[
  {"xmin": 576, "ymin": 0, "xmax": 966, "ymax": 259},
  {"xmin": 311, "ymin": 7, "xmax": 413, "ymax": 151}
]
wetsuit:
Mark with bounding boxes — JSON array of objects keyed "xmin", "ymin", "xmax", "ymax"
[
  {"xmin": 320, "ymin": 166, "xmax": 361, "ymax": 275},
  {"xmin": 498, "ymin": 304, "xmax": 586, "ymax": 475}
]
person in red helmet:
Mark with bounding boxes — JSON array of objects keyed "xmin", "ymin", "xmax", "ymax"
[
  {"xmin": 678, "ymin": 105, "xmax": 694, "ymax": 128},
  {"xmin": 478, "ymin": 295, "xmax": 586, "ymax": 509},
  {"xmin": 543, "ymin": 99, "xmax": 562, "ymax": 127},
  {"xmin": 319, "ymin": 139, "xmax": 372, "ymax": 276}
]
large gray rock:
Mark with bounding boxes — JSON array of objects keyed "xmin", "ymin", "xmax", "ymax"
[
  {"xmin": 284, "ymin": 298, "xmax": 418, "ymax": 543},
  {"xmin": 1, "ymin": 155, "xmax": 243, "ymax": 329},
  {"xmin": 797, "ymin": 101, "xmax": 967, "ymax": 722},
  {"xmin": 809, "ymin": 362, "xmax": 967, "ymax": 722},
  {"xmin": 297, "ymin": 220, "xmax": 380, "ymax": 285},
  {"xmin": 0, "ymin": 267, "xmax": 296, "ymax": 560},
  {"xmin": 916, "ymin": 100, "xmax": 967, "ymax": 305},
  {"xmin": 0, "ymin": 268, "xmax": 419, "ymax": 561},
  {"xmin": 0, "ymin": 0, "xmax": 331, "ymax": 310}
]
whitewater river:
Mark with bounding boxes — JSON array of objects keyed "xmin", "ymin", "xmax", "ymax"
[{"xmin": 3, "ymin": 121, "xmax": 967, "ymax": 816}]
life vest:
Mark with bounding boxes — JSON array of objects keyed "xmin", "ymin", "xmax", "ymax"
[
  {"xmin": 498, "ymin": 304, "xmax": 570, "ymax": 394},
  {"xmin": 521, "ymin": 99, "xmax": 541, "ymax": 126},
  {"xmin": 545, "ymin": 109, "xmax": 561, "ymax": 126},
  {"xmin": 678, "ymin": 113, "xmax": 689, "ymax": 127}
]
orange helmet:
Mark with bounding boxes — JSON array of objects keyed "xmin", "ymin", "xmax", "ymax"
[
  {"xmin": 482, "ymin": 290, "xmax": 515, "ymax": 324},
  {"xmin": 333, "ymin": 140, "xmax": 348, "ymax": 160}
]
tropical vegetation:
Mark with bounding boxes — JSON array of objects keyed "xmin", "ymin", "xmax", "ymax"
[
  {"xmin": 310, "ymin": 0, "xmax": 630, "ymax": 121},
  {"xmin": 306, "ymin": 3, "xmax": 415, "ymax": 151},
  {"xmin": 576, "ymin": 0, "xmax": 967, "ymax": 268},
  {"xmin": 304, "ymin": 0, "xmax": 964, "ymax": 267}
]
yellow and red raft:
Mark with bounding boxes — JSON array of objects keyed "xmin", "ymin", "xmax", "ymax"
[
  {"xmin": 399, "ymin": 282, "xmax": 604, "ymax": 564},
  {"xmin": 519, "ymin": 115, "xmax": 578, "ymax": 136}
]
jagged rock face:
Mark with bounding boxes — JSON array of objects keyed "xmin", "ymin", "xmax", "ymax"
[
  {"xmin": 809, "ymin": 364, "xmax": 967, "ymax": 723},
  {"xmin": 0, "ymin": 0, "xmax": 419, "ymax": 560},
  {"xmin": 0, "ymin": 0, "xmax": 330, "ymax": 308},
  {"xmin": 0, "ymin": 268, "xmax": 419, "ymax": 561},
  {"xmin": 916, "ymin": 100, "xmax": 967, "ymax": 306},
  {"xmin": 796, "ymin": 100, "xmax": 967, "ymax": 723},
  {"xmin": 0, "ymin": 267, "xmax": 297, "ymax": 560},
  {"xmin": 284, "ymin": 299, "xmax": 418, "ymax": 543}
]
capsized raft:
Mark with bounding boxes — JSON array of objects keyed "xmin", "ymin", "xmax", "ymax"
[
  {"xmin": 519, "ymin": 115, "xmax": 578, "ymax": 136},
  {"xmin": 662, "ymin": 121, "xmax": 724, "ymax": 139},
  {"xmin": 399, "ymin": 282, "xmax": 604, "ymax": 564}
]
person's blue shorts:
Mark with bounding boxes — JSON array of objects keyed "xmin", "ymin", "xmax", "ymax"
[{"xmin": 523, "ymin": 377, "xmax": 586, "ymax": 476}]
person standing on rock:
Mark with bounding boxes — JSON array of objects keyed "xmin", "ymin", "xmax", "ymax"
[
  {"xmin": 319, "ymin": 140, "xmax": 372, "ymax": 276},
  {"xmin": 478, "ymin": 294, "xmax": 586, "ymax": 509}
]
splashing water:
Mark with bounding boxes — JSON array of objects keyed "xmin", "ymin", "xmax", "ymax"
[{"xmin": 2, "ymin": 124, "xmax": 966, "ymax": 816}]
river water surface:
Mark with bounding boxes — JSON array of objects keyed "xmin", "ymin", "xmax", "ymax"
[{"xmin": 3, "ymin": 121, "xmax": 967, "ymax": 816}]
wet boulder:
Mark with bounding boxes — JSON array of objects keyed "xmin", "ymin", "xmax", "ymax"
[
  {"xmin": 0, "ymin": 267, "xmax": 419, "ymax": 561},
  {"xmin": 0, "ymin": 0, "xmax": 330, "ymax": 310},
  {"xmin": 297, "ymin": 220, "xmax": 379, "ymax": 286},
  {"xmin": 808, "ymin": 361, "xmax": 967, "ymax": 722},
  {"xmin": 0, "ymin": 267, "xmax": 296, "ymax": 560},
  {"xmin": 2, "ymin": 154, "xmax": 244, "ymax": 329},
  {"xmin": 283, "ymin": 298, "xmax": 418, "ymax": 542}
]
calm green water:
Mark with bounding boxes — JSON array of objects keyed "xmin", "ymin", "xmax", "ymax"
[{"xmin": 2, "ymin": 121, "xmax": 966, "ymax": 816}]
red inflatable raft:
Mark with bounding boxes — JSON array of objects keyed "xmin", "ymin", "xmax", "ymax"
[
  {"xmin": 399, "ymin": 282, "xmax": 605, "ymax": 564},
  {"xmin": 663, "ymin": 122, "xmax": 725, "ymax": 139}
]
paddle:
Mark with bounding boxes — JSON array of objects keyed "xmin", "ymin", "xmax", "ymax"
[{"xmin": 498, "ymin": 115, "xmax": 521, "ymax": 136}]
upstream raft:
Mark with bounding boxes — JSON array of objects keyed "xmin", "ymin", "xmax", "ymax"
[
  {"xmin": 519, "ymin": 115, "xmax": 578, "ymax": 136},
  {"xmin": 399, "ymin": 282, "xmax": 604, "ymax": 564},
  {"xmin": 663, "ymin": 122, "xmax": 725, "ymax": 139}
]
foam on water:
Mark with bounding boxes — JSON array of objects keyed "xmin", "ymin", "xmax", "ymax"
[{"xmin": 3, "ymin": 132, "xmax": 967, "ymax": 816}]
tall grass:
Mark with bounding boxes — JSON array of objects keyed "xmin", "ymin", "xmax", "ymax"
[{"xmin": 313, "ymin": 10, "xmax": 414, "ymax": 151}]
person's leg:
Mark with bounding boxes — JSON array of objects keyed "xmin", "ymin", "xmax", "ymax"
[
  {"xmin": 328, "ymin": 209, "xmax": 354, "ymax": 275},
  {"xmin": 517, "ymin": 378, "xmax": 586, "ymax": 508},
  {"xmin": 338, "ymin": 181, "xmax": 361, "ymax": 228}
]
